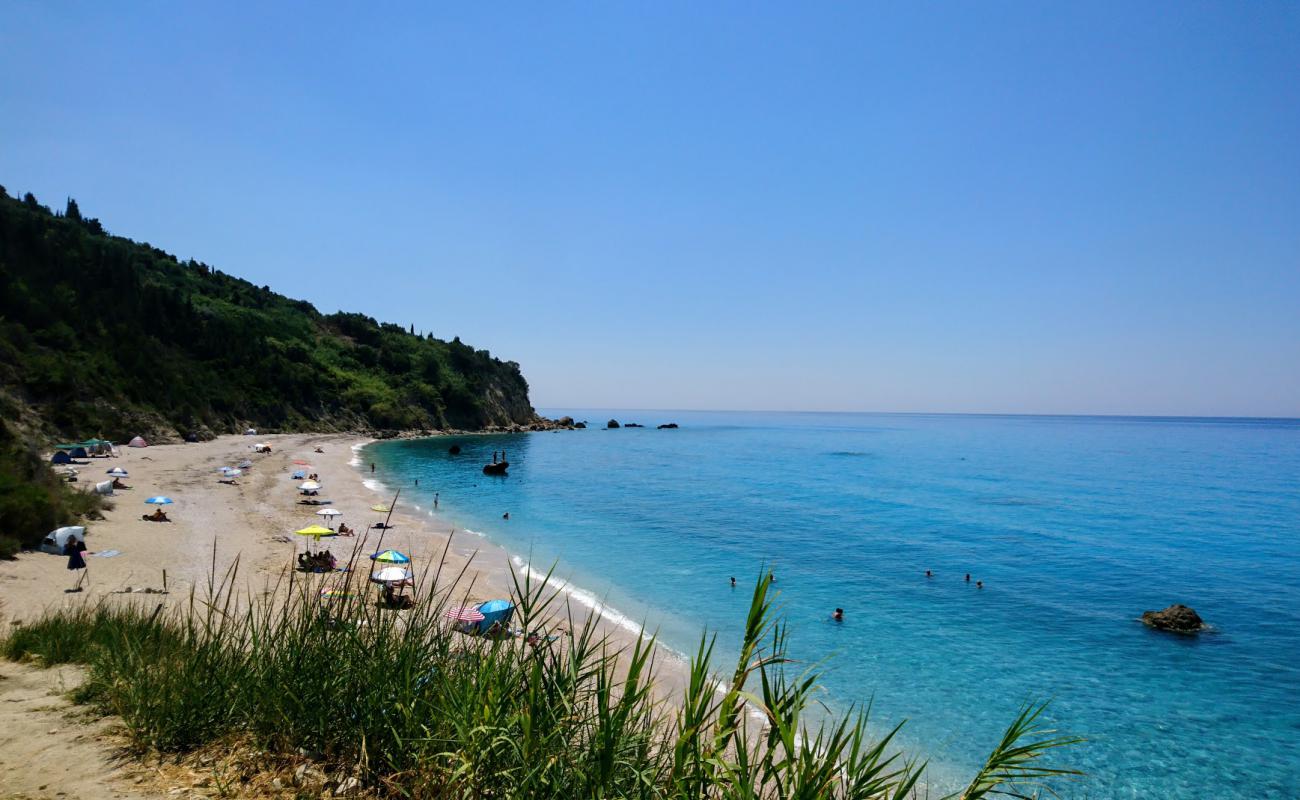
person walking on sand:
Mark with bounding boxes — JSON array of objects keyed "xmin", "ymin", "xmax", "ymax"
[
  {"xmin": 434, "ymin": 492, "xmax": 439, "ymax": 510},
  {"xmin": 65, "ymin": 536, "xmax": 87, "ymax": 590},
  {"xmin": 371, "ymin": 463, "xmax": 375, "ymax": 473}
]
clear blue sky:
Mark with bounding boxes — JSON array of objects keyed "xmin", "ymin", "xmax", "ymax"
[{"xmin": 3, "ymin": 4, "xmax": 1297, "ymax": 417}]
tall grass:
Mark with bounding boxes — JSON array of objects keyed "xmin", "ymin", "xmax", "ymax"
[{"xmin": 3, "ymin": 542, "xmax": 1080, "ymax": 798}]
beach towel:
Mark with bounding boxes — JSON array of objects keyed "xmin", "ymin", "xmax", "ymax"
[{"xmin": 92, "ymin": 549, "xmax": 121, "ymax": 558}]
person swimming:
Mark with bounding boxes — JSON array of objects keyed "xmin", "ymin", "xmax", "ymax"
[
  {"xmin": 976, "ymin": 580, "xmax": 984, "ymax": 589},
  {"xmin": 729, "ymin": 576, "xmax": 736, "ymax": 587},
  {"xmin": 925, "ymin": 570, "xmax": 933, "ymax": 578},
  {"xmin": 832, "ymin": 608, "xmax": 844, "ymax": 622},
  {"xmin": 965, "ymin": 573, "xmax": 971, "ymax": 582},
  {"xmin": 502, "ymin": 512, "xmax": 510, "ymax": 520}
]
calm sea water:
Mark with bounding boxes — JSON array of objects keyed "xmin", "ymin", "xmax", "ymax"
[{"xmin": 365, "ymin": 411, "xmax": 1300, "ymax": 798}]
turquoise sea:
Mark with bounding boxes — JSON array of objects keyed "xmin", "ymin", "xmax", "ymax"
[{"xmin": 364, "ymin": 411, "xmax": 1300, "ymax": 798}]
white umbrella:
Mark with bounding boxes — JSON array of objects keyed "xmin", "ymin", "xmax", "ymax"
[
  {"xmin": 371, "ymin": 566, "xmax": 412, "ymax": 583},
  {"xmin": 315, "ymin": 508, "xmax": 342, "ymax": 518},
  {"xmin": 107, "ymin": 467, "xmax": 129, "ymax": 477},
  {"xmin": 299, "ymin": 481, "xmax": 321, "ymax": 491},
  {"xmin": 221, "ymin": 468, "xmax": 243, "ymax": 479}
]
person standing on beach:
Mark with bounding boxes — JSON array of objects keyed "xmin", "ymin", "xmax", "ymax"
[
  {"xmin": 371, "ymin": 463, "xmax": 375, "ymax": 473},
  {"xmin": 434, "ymin": 493, "xmax": 439, "ymax": 510},
  {"xmin": 65, "ymin": 536, "xmax": 87, "ymax": 589}
]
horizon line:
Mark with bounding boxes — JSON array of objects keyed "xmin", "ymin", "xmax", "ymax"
[{"xmin": 534, "ymin": 406, "xmax": 1300, "ymax": 422}]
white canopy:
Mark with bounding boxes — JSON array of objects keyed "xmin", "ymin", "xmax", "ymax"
[
  {"xmin": 315, "ymin": 508, "xmax": 342, "ymax": 517},
  {"xmin": 299, "ymin": 481, "xmax": 321, "ymax": 491},
  {"xmin": 93, "ymin": 480, "xmax": 114, "ymax": 495},
  {"xmin": 41, "ymin": 526, "xmax": 85, "ymax": 555}
]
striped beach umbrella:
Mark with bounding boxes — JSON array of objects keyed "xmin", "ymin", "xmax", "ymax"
[
  {"xmin": 299, "ymin": 481, "xmax": 321, "ymax": 491},
  {"xmin": 145, "ymin": 496, "xmax": 174, "ymax": 505},
  {"xmin": 446, "ymin": 606, "xmax": 485, "ymax": 623},
  {"xmin": 319, "ymin": 587, "xmax": 353, "ymax": 600},
  {"xmin": 107, "ymin": 467, "xmax": 129, "ymax": 477},
  {"xmin": 370, "ymin": 549, "xmax": 410, "ymax": 564}
]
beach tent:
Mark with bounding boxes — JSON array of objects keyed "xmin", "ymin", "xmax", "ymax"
[
  {"xmin": 70, "ymin": 446, "xmax": 89, "ymax": 458},
  {"xmin": 40, "ymin": 526, "xmax": 86, "ymax": 555},
  {"xmin": 128, "ymin": 436, "xmax": 148, "ymax": 448},
  {"xmin": 93, "ymin": 480, "xmax": 115, "ymax": 496},
  {"xmin": 51, "ymin": 451, "xmax": 72, "ymax": 464},
  {"xmin": 244, "ymin": 428, "xmax": 257, "ymax": 435},
  {"xmin": 253, "ymin": 443, "xmax": 271, "ymax": 453}
]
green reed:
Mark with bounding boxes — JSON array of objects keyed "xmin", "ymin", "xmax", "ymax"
[{"xmin": 3, "ymin": 540, "xmax": 1080, "ymax": 798}]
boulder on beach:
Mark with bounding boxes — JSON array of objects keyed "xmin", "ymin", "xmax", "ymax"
[
  {"xmin": 1141, "ymin": 604, "xmax": 1205, "ymax": 634},
  {"xmin": 607, "ymin": 419, "xmax": 620, "ymax": 429},
  {"xmin": 657, "ymin": 423, "xmax": 679, "ymax": 429}
]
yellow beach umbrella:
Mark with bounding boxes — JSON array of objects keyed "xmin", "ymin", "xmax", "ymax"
[
  {"xmin": 370, "ymin": 504, "xmax": 391, "ymax": 513},
  {"xmin": 294, "ymin": 524, "xmax": 336, "ymax": 541}
]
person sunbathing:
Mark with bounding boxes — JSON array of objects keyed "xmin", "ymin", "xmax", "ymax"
[
  {"xmin": 337, "ymin": 523, "xmax": 355, "ymax": 536},
  {"xmin": 111, "ymin": 478, "xmax": 131, "ymax": 489},
  {"xmin": 314, "ymin": 447, "xmax": 324, "ymax": 454},
  {"xmin": 142, "ymin": 509, "xmax": 170, "ymax": 522}
]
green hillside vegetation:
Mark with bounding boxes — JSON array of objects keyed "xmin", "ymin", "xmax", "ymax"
[{"xmin": 0, "ymin": 186, "xmax": 538, "ymax": 441}]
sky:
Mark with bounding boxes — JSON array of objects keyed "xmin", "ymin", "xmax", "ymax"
[{"xmin": 2, "ymin": 3, "xmax": 1298, "ymax": 417}]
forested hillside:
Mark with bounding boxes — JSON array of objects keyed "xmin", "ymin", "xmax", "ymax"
[{"xmin": 0, "ymin": 187, "xmax": 541, "ymax": 441}]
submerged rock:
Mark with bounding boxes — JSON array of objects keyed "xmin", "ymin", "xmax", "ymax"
[
  {"xmin": 607, "ymin": 419, "xmax": 620, "ymax": 429},
  {"xmin": 448, "ymin": 444, "xmax": 461, "ymax": 455},
  {"xmin": 1142, "ymin": 604, "xmax": 1205, "ymax": 634},
  {"xmin": 624, "ymin": 422, "xmax": 643, "ymax": 428},
  {"xmin": 658, "ymin": 422, "xmax": 679, "ymax": 429}
]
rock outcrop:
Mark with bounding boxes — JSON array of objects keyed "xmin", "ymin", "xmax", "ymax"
[
  {"xmin": 607, "ymin": 419, "xmax": 620, "ymax": 429},
  {"xmin": 1141, "ymin": 604, "xmax": 1205, "ymax": 634},
  {"xmin": 657, "ymin": 423, "xmax": 679, "ymax": 429}
]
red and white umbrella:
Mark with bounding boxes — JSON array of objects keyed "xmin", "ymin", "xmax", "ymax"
[{"xmin": 445, "ymin": 606, "xmax": 485, "ymax": 623}]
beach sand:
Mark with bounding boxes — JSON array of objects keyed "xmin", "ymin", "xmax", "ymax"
[
  {"xmin": 0, "ymin": 431, "xmax": 692, "ymax": 697},
  {"xmin": 0, "ymin": 434, "xmax": 523, "ymax": 626}
]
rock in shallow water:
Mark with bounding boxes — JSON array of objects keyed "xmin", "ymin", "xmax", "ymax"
[{"xmin": 1142, "ymin": 604, "xmax": 1205, "ymax": 634}]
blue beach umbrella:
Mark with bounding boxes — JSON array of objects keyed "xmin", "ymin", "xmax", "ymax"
[
  {"xmin": 107, "ymin": 467, "xmax": 129, "ymax": 477},
  {"xmin": 370, "ymin": 549, "xmax": 410, "ymax": 564},
  {"xmin": 145, "ymin": 496, "xmax": 174, "ymax": 505}
]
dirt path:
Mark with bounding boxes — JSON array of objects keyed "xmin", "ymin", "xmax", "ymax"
[{"xmin": 0, "ymin": 660, "xmax": 164, "ymax": 800}]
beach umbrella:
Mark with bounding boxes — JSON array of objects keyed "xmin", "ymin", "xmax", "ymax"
[
  {"xmin": 319, "ymin": 587, "xmax": 353, "ymax": 599},
  {"xmin": 370, "ymin": 549, "xmax": 410, "ymax": 564},
  {"xmin": 107, "ymin": 467, "xmax": 129, "ymax": 477},
  {"xmin": 291, "ymin": 470, "xmax": 307, "ymax": 479},
  {"xmin": 371, "ymin": 566, "xmax": 412, "ymax": 583},
  {"xmin": 294, "ymin": 524, "xmax": 335, "ymax": 541},
  {"xmin": 221, "ymin": 468, "xmax": 243, "ymax": 479},
  {"xmin": 446, "ymin": 606, "xmax": 485, "ymax": 623},
  {"xmin": 145, "ymin": 496, "xmax": 174, "ymax": 505},
  {"xmin": 370, "ymin": 504, "xmax": 391, "ymax": 513},
  {"xmin": 237, "ymin": 459, "xmax": 253, "ymax": 469},
  {"xmin": 315, "ymin": 508, "xmax": 342, "ymax": 518},
  {"xmin": 299, "ymin": 481, "xmax": 321, "ymax": 491}
]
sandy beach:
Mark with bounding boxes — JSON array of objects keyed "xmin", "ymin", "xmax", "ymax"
[{"xmin": 0, "ymin": 433, "xmax": 530, "ymax": 629}]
